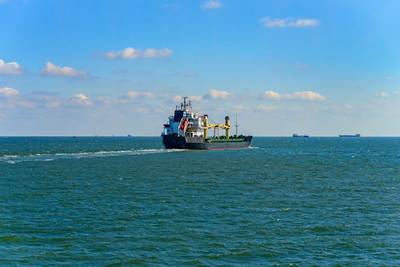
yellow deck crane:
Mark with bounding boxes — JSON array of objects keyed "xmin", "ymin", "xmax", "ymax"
[{"xmin": 203, "ymin": 115, "xmax": 231, "ymax": 140}]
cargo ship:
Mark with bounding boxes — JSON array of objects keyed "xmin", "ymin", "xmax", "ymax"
[
  {"xmin": 292, "ymin": 134, "xmax": 310, "ymax": 138},
  {"xmin": 161, "ymin": 97, "xmax": 252, "ymax": 150},
  {"xmin": 339, "ymin": 134, "xmax": 361, "ymax": 138}
]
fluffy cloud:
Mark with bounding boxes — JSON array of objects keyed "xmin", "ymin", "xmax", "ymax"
[
  {"xmin": 42, "ymin": 62, "xmax": 86, "ymax": 78},
  {"xmin": 201, "ymin": 0, "xmax": 222, "ymax": 9},
  {"xmin": 204, "ymin": 89, "xmax": 231, "ymax": 99},
  {"xmin": 0, "ymin": 87, "xmax": 37, "ymax": 109},
  {"xmin": 264, "ymin": 90, "xmax": 281, "ymax": 100},
  {"xmin": 189, "ymin": 95, "xmax": 203, "ymax": 101},
  {"xmin": 41, "ymin": 96, "xmax": 61, "ymax": 108},
  {"xmin": 0, "ymin": 87, "xmax": 19, "ymax": 97},
  {"xmin": 105, "ymin": 48, "xmax": 172, "ymax": 59},
  {"xmin": 0, "ymin": 59, "xmax": 22, "ymax": 74},
  {"xmin": 261, "ymin": 17, "xmax": 319, "ymax": 28},
  {"xmin": 173, "ymin": 95, "xmax": 183, "ymax": 102},
  {"xmin": 126, "ymin": 91, "xmax": 155, "ymax": 99},
  {"xmin": 264, "ymin": 90, "xmax": 326, "ymax": 101},
  {"xmin": 291, "ymin": 91, "xmax": 326, "ymax": 101},
  {"xmin": 376, "ymin": 92, "xmax": 389, "ymax": 97},
  {"xmin": 173, "ymin": 90, "xmax": 230, "ymax": 102},
  {"xmin": 257, "ymin": 104, "xmax": 276, "ymax": 112},
  {"xmin": 70, "ymin": 93, "xmax": 92, "ymax": 106},
  {"xmin": 173, "ymin": 95, "xmax": 203, "ymax": 102}
]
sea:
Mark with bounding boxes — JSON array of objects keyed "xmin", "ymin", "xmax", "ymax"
[{"xmin": 1, "ymin": 137, "xmax": 400, "ymax": 266}]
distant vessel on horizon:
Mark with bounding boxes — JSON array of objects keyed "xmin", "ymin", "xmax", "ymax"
[
  {"xmin": 292, "ymin": 134, "xmax": 310, "ymax": 138},
  {"xmin": 339, "ymin": 134, "xmax": 361, "ymax": 138}
]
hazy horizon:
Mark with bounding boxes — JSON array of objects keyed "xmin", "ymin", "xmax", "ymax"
[{"xmin": 1, "ymin": 135, "xmax": 399, "ymax": 138}]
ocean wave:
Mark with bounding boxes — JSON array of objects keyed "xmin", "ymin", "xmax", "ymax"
[{"xmin": 0, "ymin": 148, "xmax": 184, "ymax": 164}]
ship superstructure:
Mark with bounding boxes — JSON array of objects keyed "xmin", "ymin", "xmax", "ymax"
[{"xmin": 161, "ymin": 97, "xmax": 252, "ymax": 150}]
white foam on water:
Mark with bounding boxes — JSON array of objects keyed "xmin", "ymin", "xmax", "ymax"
[{"xmin": 0, "ymin": 148, "xmax": 185, "ymax": 164}]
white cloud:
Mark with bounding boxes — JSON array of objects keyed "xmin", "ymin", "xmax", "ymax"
[
  {"xmin": 189, "ymin": 95, "xmax": 203, "ymax": 101},
  {"xmin": 0, "ymin": 87, "xmax": 19, "ymax": 97},
  {"xmin": 205, "ymin": 89, "xmax": 231, "ymax": 99},
  {"xmin": 142, "ymin": 48, "xmax": 172, "ymax": 58},
  {"xmin": 0, "ymin": 59, "xmax": 22, "ymax": 74},
  {"xmin": 264, "ymin": 90, "xmax": 281, "ymax": 100},
  {"xmin": 106, "ymin": 48, "xmax": 140, "ymax": 59},
  {"xmin": 70, "ymin": 93, "xmax": 92, "ymax": 106},
  {"xmin": 257, "ymin": 104, "xmax": 276, "ymax": 112},
  {"xmin": 173, "ymin": 95, "xmax": 203, "ymax": 102},
  {"xmin": 174, "ymin": 91, "xmax": 228, "ymax": 102},
  {"xmin": 126, "ymin": 91, "xmax": 155, "ymax": 99},
  {"xmin": 135, "ymin": 107, "xmax": 150, "ymax": 113},
  {"xmin": 42, "ymin": 96, "xmax": 61, "ymax": 108},
  {"xmin": 264, "ymin": 90, "xmax": 326, "ymax": 101},
  {"xmin": 344, "ymin": 104, "xmax": 353, "ymax": 109},
  {"xmin": 291, "ymin": 91, "xmax": 326, "ymax": 101},
  {"xmin": 201, "ymin": 0, "xmax": 222, "ymax": 9},
  {"xmin": 0, "ymin": 87, "xmax": 37, "ymax": 109},
  {"xmin": 42, "ymin": 62, "xmax": 86, "ymax": 78},
  {"xmin": 261, "ymin": 17, "xmax": 319, "ymax": 28},
  {"xmin": 377, "ymin": 92, "xmax": 389, "ymax": 97},
  {"xmin": 173, "ymin": 95, "xmax": 183, "ymax": 102},
  {"xmin": 232, "ymin": 104, "xmax": 249, "ymax": 112},
  {"xmin": 105, "ymin": 48, "xmax": 173, "ymax": 59}
]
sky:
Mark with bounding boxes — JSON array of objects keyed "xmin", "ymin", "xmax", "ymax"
[{"xmin": 0, "ymin": 0, "xmax": 399, "ymax": 136}]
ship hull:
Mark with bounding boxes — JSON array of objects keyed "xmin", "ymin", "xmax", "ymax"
[
  {"xmin": 185, "ymin": 140, "xmax": 252, "ymax": 150},
  {"xmin": 162, "ymin": 134, "xmax": 252, "ymax": 150},
  {"xmin": 162, "ymin": 134, "xmax": 186, "ymax": 149}
]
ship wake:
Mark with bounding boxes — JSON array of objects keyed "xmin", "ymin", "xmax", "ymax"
[{"xmin": 0, "ymin": 148, "xmax": 185, "ymax": 164}]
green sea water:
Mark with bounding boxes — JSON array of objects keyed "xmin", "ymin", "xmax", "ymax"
[{"xmin": 1, "ymin": 137, "xmax": 400, "ymax": 266}]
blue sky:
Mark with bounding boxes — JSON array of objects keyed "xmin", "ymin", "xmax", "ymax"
[{"xmin": 0, "ymin": 0, "xmax": 399, "ymax": 136}]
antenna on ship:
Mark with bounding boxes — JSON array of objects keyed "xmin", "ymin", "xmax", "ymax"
[
  {"xmin": 183, "ymin": 96, "xmax": 188, "ymax": 110},
  {"xmin": 182, "ymin": 96, "xmax": 192, "ymax": 111},
  {"xmin": 235, "ymin": 113, "xmax": 239, "ymax": 136}
]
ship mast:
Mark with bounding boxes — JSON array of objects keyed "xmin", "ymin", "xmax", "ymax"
[
  {"xmin": 235, "ymin": 113, "xmax": 238, "ymax": 136},
  {"xmin": 182, "ymin": 96, "xmax": 191, "ymax": 111}
]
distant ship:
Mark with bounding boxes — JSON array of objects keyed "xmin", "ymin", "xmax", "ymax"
[
  {"xmin": 161, "ymin": 97, "xmax": 252, "ymax": 150},
  {"xmin": 292, "ymin": 134, "xmax": 310, "ymax": 138},
  {"xmin": 339, "ymin": 134, "xmax": 361, "ymax": 137}
]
